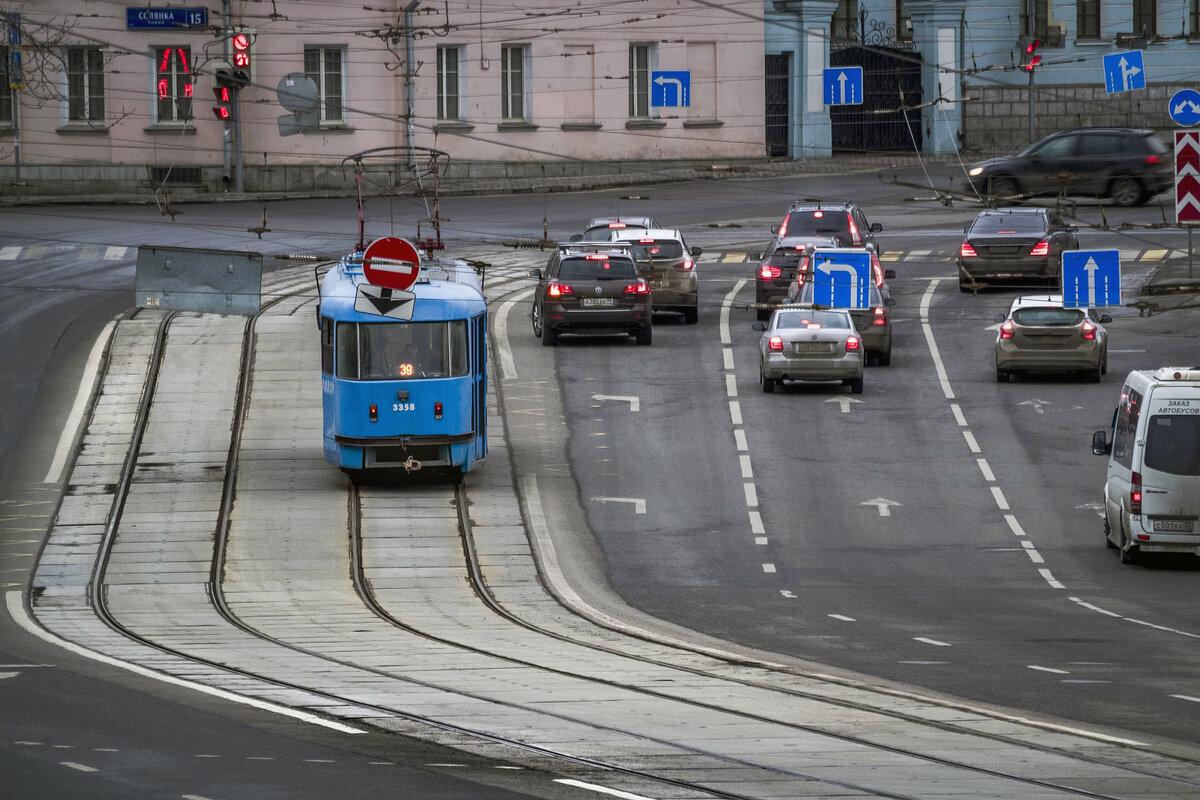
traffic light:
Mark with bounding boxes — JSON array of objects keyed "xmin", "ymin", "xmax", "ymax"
[
  {"xmin": 213, "ymin": 84, "xmax": 233, "ymax": 119},
  {"xmin": 231, "ymin": 32, "xmax": 251, "ymax": 87},
  {"xmin": 1022, "ymin": 38, "xmax": 1042, "ymax": 71}
]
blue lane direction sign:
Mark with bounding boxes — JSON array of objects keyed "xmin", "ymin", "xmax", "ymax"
[
  {"xmin": 1103, "ymin": 50, "xmax": 1145, "ymax": 94},
  {"xmin": 1062, "ymin": 250, "xmax": 1121, "ymax": 308},
  {"xmin": 823, "ymin": 67, "xmax": 863, "ymax": 106},
  {"xmin": 1170, "ymin": 89, "xmax": 1200, "ymax": 127},
  {"xmin": 651, "ymin": 71, "xmax": 689, "ymax": 107},
  {"xmin": 811, "ymin": 250, "xmax": 871, "ymax": 309}
]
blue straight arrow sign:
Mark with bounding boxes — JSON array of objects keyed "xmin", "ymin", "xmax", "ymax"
[
  {"xmin": 823, "ymin": 67, "xmax": 863, "ymax": 106},
  {"xmin": 1062, "ymin": 250, "xmax": 1121, "ymax": 307}
]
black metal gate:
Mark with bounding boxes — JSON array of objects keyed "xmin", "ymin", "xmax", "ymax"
[
  {"xmin": 765, "ymin": 53, "xmax": 790, "ymax": 157},
  {"xmin": 830, "ymin": 45, "xmax": 922, "ymax": 152}
]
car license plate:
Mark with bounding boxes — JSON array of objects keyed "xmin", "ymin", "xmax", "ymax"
[
  {"xmin": 989, "ymin": 246, "xmax": 1019, "ymax": 255},
  {"xmin": 793, "ymin": 342, "xmax": 827, "ymax": 353},
  {"xmin": 1153, "ymin": 519, "xmax": 1194, "ymax": 533},
  {"xmin": 581, "ymin": 297, "xmax": 615, "ymax": 308}
]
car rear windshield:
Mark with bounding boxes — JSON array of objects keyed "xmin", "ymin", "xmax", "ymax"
[
  {"xmin": 1144, "ymin": 415, "xmax": 1200, "ymax": 476},
  {"xmin": 559, "ymin": 257, "xmax": 638, "ymax": 280},
  {"xmin": 628, "ymin": 240, "xmax": 684, "ymax": 260},
  {"xmin": 1011, "ymin": 307, "xmax": 1084, "ymax": 326},
  {"xmin": 784, "ymin": 211, "xmax": 850, "ymax": 238},
  {"xmin": 971, "ymin": 215, "xmax": 1046, "ymax": 235},
  {"xmin": 775, "ymin": 310, "xmax": 850, "ymax": 329},
  {"xmin": 582, "ymin": 224, "xmax": 647, "ymax": 242}
]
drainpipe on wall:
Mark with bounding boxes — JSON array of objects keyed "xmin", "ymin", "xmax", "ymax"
[{"xmin": 404, "ymin": 1, "xmax": 420, "ymax": 169}]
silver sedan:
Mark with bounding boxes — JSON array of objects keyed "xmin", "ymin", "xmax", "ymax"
[
  {"xmin": 754, "ymin": 306, "xmax": 865, "ymax": 394},
  {"xmin": 994, "ymin": 294, "xmax": 1110, "ymax": 382}
]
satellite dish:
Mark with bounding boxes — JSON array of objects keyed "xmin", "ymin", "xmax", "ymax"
[{"xmin": 276, "ymin": 73, "xmax": 319, "ymax": 114}]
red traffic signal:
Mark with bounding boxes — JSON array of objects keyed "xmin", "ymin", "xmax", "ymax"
[
  {"xmin": 212, "ymin": 85, "xmax": 233, "ymax": 120},
  {"xmin": 1022, "ymin": 38, "xmax": 1042, "ymax": 71}
]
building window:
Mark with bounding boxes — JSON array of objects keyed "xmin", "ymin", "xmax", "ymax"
[
  {"xmin": 436, "ymin": 45, "xmax": 461, "ymax": 121},
  {"xmin": 1076, "ymin": 0, "xmax": 1101, "ymax": 39},
  {"xmin": 832, "ymin": 0, "xmax": 858, "ymax": 43},
  {"xmin": 896, "ymin": 0, "xmax": 912, "ymax": 41},
  {"xmin": 500, "ymin": 44, "xmax": 528, "ymax": 121},
  {"xmin": 304, "ymin": 46, "xmax": 344, "ymax": 124},
  {"xmin": 67, "ymin": 47, "xmax": 105, "ymax": 122},
  {"xmin": 0, "ymin": 46, "xmax": 11, "ymax": 123},
  {"xmin": 629, "ymin": 43, "xmax": 653, "ymax": 118},
  {"xmin": 154, "ymin": 46, "xmax": 193, "ymax": 123},
  {"xmin": 1133, "ymin": 0, "xmax": 1157, "ymax": 37},
  {"xmin": 1192, "ymin": 0, "xmax": 1200, "ymax": 38}
]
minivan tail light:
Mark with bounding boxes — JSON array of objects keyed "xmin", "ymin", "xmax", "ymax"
[
  {"xmin": 1130, "ymin": 471, "xmax": 1142, "ymax": 515},
  {"xmin": 960, "ymin": 242, "xmax": 978, "ymax": 257},
  {"xmin": 1030, "ymin": 240, "xmax": 1050, "ymax": 257}
]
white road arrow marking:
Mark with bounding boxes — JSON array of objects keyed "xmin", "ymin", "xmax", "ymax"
[
  {"xmin": 591, "ymin": 496, "xmax": 646, "ymax": 514},
  {"xmin": 0, "ymin": 672, "xmax": 19, "ymax": 680},
  {"xmin": 861, "ymin": 498, "xmax": 901, "ymax": 517},
  {"xmin": 825, "ymin": 396, "xmax": 863, "ymax": 414},
  {"xmin": 592, "ymin": 394, "xmax": 640, "ymax": 412},
  {"xmin": 1018, "ymin": 399, "xmax": 1050, "ymax": 414}
]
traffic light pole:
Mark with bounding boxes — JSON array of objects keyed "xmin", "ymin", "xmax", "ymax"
[
  {"xmin": 221, "ymin": 1, "xmax": 233, "ymax": 186},
  {"xmin": 1027, "ymin": 68, "xmax": 1035, "ymax": 144}
]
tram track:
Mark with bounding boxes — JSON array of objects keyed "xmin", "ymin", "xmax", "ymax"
[{"xmin": 27, "ymin": 260, "xmax": 1200, "ymax": 799}]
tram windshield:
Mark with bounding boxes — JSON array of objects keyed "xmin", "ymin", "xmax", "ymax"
[{"xmin": 336, "ymin": 320, "xmax": 468, "ymax": 380}]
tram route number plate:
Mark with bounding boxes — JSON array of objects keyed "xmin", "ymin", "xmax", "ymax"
[
  {"xmin": 1153, "ymin": 519, "xmax": 1193, "ymax": 532},
  {"xmin": 581, "ymin": 297, "xmax": 615, "ymax": 308}
]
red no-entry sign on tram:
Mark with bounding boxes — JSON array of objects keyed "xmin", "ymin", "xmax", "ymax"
[{"xmin": 362, "ymin": 237, "xmax": 421, "ymax": 291}]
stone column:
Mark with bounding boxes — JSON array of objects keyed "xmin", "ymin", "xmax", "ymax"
[
  {"xmin": 769, "ymin": 0, "xmax": 839, "ymax": 159},
  {"xmin": 905, "ymin": 1, "xmax": 962, "ymax": 156}
]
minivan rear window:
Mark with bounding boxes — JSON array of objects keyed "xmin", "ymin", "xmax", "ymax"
[
  {"xmin": 1144, "ymin": 415, "xmax": 1200, "ymax": 476},
  {"xmin": 629, "ymin": 240, "xmax": 684, "ymax": 260},
  {"xmin": 784, "ymin": 211, "xmax": 850, "ymax": 238}
]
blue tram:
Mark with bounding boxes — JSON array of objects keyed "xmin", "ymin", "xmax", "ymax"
[{"xmin": 317, "ymin": 251, "xmax": 487, "ymax": 479}]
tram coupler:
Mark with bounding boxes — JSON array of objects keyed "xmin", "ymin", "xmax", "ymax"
[{"xmin": 402, "ymin": 456, "xmax": 422, "ymax": 473}]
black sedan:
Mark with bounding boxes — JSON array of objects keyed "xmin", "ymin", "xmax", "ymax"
[{"xmin": 957, "ymin": 207, "xmax": 1078, "ymax": 291}]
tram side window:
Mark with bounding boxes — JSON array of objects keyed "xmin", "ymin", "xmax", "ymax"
[
  {"xmin": 320, "ymin": 318, "xmax": 335, "ymax": 375},
  {"xmin": 335, "ymin": 321, "xmax": 360, "ymax": 380}
]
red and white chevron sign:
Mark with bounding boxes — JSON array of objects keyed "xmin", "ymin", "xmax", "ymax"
[{"xmin": 1177, "ymin": 131, "xmax": 1200, "ymax": 224}]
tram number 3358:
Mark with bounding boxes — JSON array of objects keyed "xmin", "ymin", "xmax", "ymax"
[{"xmin": 392, "ymin": 402, "xmax": 416, "ymax": 412}]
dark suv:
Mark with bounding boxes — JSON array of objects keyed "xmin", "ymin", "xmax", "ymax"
[
  {"xmin": 966, "ymin": 128, "xmax": 1171, "ymax": 207},
  {"xmin": 529, "ymin": 243, "xmax": 653, "ymax": 346},
  {"xmin": 772, "ymin": 200, "xmax": 883, "ymax": 253}
]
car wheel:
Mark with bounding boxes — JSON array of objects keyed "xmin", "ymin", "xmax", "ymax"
[
  {"xmin": 760, "ymin": 365, "xmax": 775, "ymax": 394},
  {"xmin": 989, "ymin": 176, "xmax": 1020, "ymax": 202},
  {"xmin": 849, "ymin": 376, "xmax": 864, "ymax": 394},
  {"xmin": 996, "ymin": 368, "xmax": 1009, "ymax": 383},
  {"xmin": 531, "ymin": 303, "xmax": 543, "ymax": 338},
  {"xmin": 683, "ymin": 306, "xmax": 698, "ymax": 325},
  {"xmin": 1088, "ymin": 364, "xmax": 1102, "ymax": 383},
  {"xmin": 635, "ymin": 325, "xmax": 652, "ymax": 346},
  {"xmin": 876, "ymin": 349, "xmax": 891, "ymax": 367},
  {"xmin": 540, "ymin": 321, "xmax": 558, "ymax": 347},
  {"xmin": 1110, "ymin": 175, "xmax": 1147, "ymax": 207}
]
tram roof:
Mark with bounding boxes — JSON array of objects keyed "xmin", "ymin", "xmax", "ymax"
[{"xmin": 319, "ymin": 252, "xmax": 486, "ymax": 322}]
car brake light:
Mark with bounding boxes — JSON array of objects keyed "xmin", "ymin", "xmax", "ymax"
[
  {"xmin": 872, "ymin": 307, "xmax": 886, "ymax": 325},
  {"xmin": 845, "ymin": 336, "xmax": 860, "ymax": 351},
  {"xmin": 680, "ymin": 259, "xmax": 694, "ymax": 270},
  {"xmin": 871, "ymin": 253, "xmax": 884, "ymax": 287},
  {"xmin": 768, "ymin": 335, "xmax": 783, "ymax": 351},
  {"xmin": 1130, "ymin": 471, "xmax": 1142, "ymax": 515},
  {"xmin": 608, "ymin": 222, "xmax": 627, "ymax": 229},
  {"xmin": 847, "ymin": 213, "xmax": 862, "ymax": 246},
  {"xmin": 1082, "ymin": 320, "xmax": 1096, "ymax": 340},
  {"xmin": 584, "ymin": 254, "xmax": 608, "ymax": 260},
  {"xmin": 1030, "ymin": 240, "xmax": 1050, "ymax": 257},
  {"xmin": 1145, "ymin": 155, "xmax": 1160, "ymax": 165},
  {"xmin": 960, "ymin": 242, "xmax": 978, "ymax": 257},
  {"xmin": 812, "ymin": 210, "xmax": 824, "ymax": 218},
  {"xmin": 999, "ymin": 320, "xmax": 1014, "ymax": 339},
  {"xmin": 548, "ymin": 283, "xmax": 573, "ymax": 297},
  {"xmin": 624, "ymin": 280, "xmax": 650, "ymax": 295},
  {"xmin": 638, "ymin": 237, "xmax": 654, "ymax": 244},
  {"xmin": 759, "ymin": 264, "xmax": 782, "ymax": 280},
  {"xmin": 777, "ymin": 214, "xmax": 790, "ymax": 237}
]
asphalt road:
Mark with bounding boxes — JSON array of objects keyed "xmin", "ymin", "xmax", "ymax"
[{"xmin": 3, "ymin": 169, "xmax": 1199, "ymax": 796}]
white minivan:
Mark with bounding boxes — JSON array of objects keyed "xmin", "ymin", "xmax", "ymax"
[{"xmin": 1092, "ymin": 367, "xmax": 1200, "ymax": 564}]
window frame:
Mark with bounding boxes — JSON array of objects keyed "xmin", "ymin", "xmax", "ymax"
[
  {"xmin": 1133, "ymin": 0, "xmax": 1157, "ymax": 37},
  {"xmin": 304, "ymin": 45, "xmax": 346, "ymax": 126},
  {"xmin": 1076, "ymin": 0, "xmax": 1101, "ymax": 40},
  {"xmin": 67, "ymin": 46, "xmax": 106, "ymax": 123},
  {"xmin": 0, "ymin": 46, "xmax": 11, "ymax": 124},
  {"xmin": 436, "ymin": 44, "xmax": 463, "ymax": 121},
  {"xmin": 628, "ymin": 43, "xmax": 655, "ymax": 119},
  {"xmin": 153, "ymin": 45, "xmax": 194, "ymax": 124},
  {"xmin": 500, "ymin": 43, "xmax": 529, "ymax": 122}
]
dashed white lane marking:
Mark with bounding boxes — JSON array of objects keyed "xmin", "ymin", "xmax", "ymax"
[
  {"xmin": 990, "ymin": 486, "xmax": 1009, "ymax": 511},
  {"xmin": 913, "ymin": 637, "xmax": 952, "ymax": 647},
  {"xmin": 1029, "ymin": 665, "xmax": 1070, "ymax": 674},
  {"xmin": 729, "ymin": 400, "xmax": 742, "ymax": 425},
  {"xmin": 762, "ymin": 563, "xmax": 776, "ymax": 573},
  {"xmin": 1172, "ymin": 695, "xmax": 1200, "ymax": 704},
  {"xmin": 555, "ymin": 777, "xmax": 658, "ymax": 800},
  {"xmin": 62, "ymin": 762, "xmax": 98, "ymax": 773},
  {"xmin": 829, "ymin": 614, "xmax": 856, "ymax": 622},
  {"xmin": 976, "ymin": 458, "xmax": 995, "ymax": 482}
]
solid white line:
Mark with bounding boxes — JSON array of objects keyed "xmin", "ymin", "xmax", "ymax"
[
  {"xmin": 6, "ymin": 591, "xmax": 365, "ymax": 734},
  {"xmin": 43, "ymin": 322, "xmax": 114, "ymax": 485},
  {"xmin": 554, "ymin": 778, "xmax": 657, "ymax": 800},
  {"xmin": 496, "ymin": 288, "xmax": 533, "ymax": 381},
  {"xmin": 1172, "ymin": 695, "xmax": 1200, "ymax": 704},
  {"xmin": 919, "ymin": 279, "xmax": 955, "ymax": 400}
]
